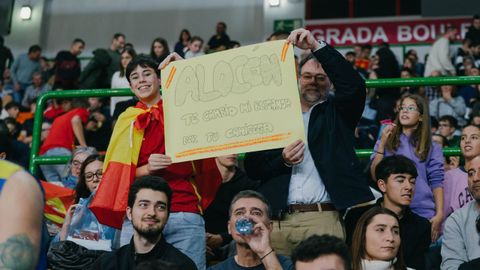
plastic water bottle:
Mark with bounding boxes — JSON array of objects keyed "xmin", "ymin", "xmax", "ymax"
[{"xmin": 235, "ymin": 217, "xmax": 254, "ymax": 235}]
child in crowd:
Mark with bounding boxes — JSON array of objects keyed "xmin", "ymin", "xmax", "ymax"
[
  {"xmin": 184, "ymin": 36, "xmax": 205, "ymax": 59},
  {"xmin": 370, "ymin": 94, "xmax": 444, "ymax": 243}
]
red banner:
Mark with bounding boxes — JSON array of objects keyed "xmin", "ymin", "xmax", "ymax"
[{"xmin": 305, "ymin": 17, "xmax": 471, "ymax": 46}]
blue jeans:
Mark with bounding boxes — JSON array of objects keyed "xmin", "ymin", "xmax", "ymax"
[
  {"xmin": 40, "ymin": 147, "xmax": 71, "ymax": 183},
  {"xmin": 164, "ymin": 212, "xmax": 206, "ymax": 270},
  {"xmin": 119, "ymin": 212, "xmax": 206, "ymax": 270}
]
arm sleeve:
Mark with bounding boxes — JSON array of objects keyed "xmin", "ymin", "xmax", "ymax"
[
  {"xmin": 10, "ymin": 58, "xmax": 19, "ymax": 83},
  {"xmin": 312, "ymin": 44, "xmax": 366, "ymax": 130},
  {"xmin": 441, "ymin": 215, "xmax": 468, "ymax": 270},
  {"xmin": 438, "ymin": 39, "xmax": 456, "ymax": 75},
  {"xmin": 448, "ymin": 97, "xmax": 466, "ymax": 117},
  {"xmin": 426, "ymin": 143, "xmax": 445, "ymax": 189}
]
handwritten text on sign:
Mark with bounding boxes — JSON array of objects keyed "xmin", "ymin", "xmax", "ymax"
[{"xmin": 162, "ymin": 40, "xmax": 305, "ymax": 162}]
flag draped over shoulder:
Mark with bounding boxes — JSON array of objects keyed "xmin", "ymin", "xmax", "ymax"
[{"xmin": 89, "ymin": 106, "xmax": 145, "ymax": 229}]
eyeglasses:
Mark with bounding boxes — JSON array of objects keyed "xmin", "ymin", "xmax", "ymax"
[
  {"xmin": 72, "ymin": 160, "xmax": 82, "ymax": 167},
  {"xmin": 300, "ymin": 73, "xmax": 327, "ymax": 83},
  {"xmin": 85, "ymin": 169, "xmax": 102, "ymax": 183},
  {"xmin": 398, "ymin": 106, "xmax": 419, "ymax": 113}
]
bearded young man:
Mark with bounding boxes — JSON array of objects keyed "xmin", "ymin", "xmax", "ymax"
[{"xmin": 92, "ymin": 176, "xmax": 197, "ymax": 270}]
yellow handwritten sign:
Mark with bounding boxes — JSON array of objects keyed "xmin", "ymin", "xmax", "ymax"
[{"xmin": 162, "ymin": 40, "xmax": 305, "ymax": 162}]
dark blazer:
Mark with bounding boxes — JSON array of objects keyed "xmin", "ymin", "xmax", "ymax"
[{"xmin": 244, "ymin": 44, "xmax": 374, "ymax": 218}]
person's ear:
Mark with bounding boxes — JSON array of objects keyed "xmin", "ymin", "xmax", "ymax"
[
  {"xmin": 126, "ymin": 207, "xmax": 132, "ymax": 221},
  {"xmin": 377, "ymin": 179, "xmax": 387, "ymax": 193}
]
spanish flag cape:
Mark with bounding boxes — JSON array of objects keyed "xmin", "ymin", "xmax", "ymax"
[{"xmin": 89, "ymin": 103, "xmax": 223, "ymax": 229}]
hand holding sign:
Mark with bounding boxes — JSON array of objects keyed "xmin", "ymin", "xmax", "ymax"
[
  {"xmin": 161, "ymin": 40, "xmax": 305, "ymax": 162},
  {"xmin": 287, "ymin": 28, "xmax": 321, "ymax": 51}
]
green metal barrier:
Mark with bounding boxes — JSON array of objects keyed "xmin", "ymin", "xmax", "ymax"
[{"xmin": 29, "ymin": 76, "xmax": 480, "ymax": 176}]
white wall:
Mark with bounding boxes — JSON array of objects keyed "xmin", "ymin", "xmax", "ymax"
[
  {"xmin": 5, "ymin": 0, "xmax": 47, "ymax": 57},
  {"xmin": 263, "ymin": 0, "xmax": 305, "ymax": 38},
  {"xmin": 43, "ymin": 0, "xmax": 265, "ymax": 57}
]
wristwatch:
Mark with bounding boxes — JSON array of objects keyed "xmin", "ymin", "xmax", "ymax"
[{"xmin": 314, "ymin": 40, "xmax": 327, "ymax": 51}]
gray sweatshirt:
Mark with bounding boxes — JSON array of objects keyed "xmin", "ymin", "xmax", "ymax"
[
  {"xmin": 441, "ymin": 201, "xmax": 480, "ymax": 270},
  {"xmin": 10, "ymin": 53, "xmax": 40, "ymax": 85}
]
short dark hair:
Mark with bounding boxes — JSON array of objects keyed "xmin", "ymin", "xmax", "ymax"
[
  {"xmin": 125, "ymin": 56, "xmax": 160, "ymax": 83},
  {"xmin": 4, "ymin": 101, "xmax": 20, "ymax": 111},
  {"xmin": 190, "ymin": 36, "xmax": 204, "ymax": 44},
  {"xmin": 72, "ymin": 38, "xmax": 85, "ymax": 46},
  {"xmin": 113, "ymin": 33, "xmax": 125, "ymax": 40},
  {"xmin": 128, "ymin": 176, "xmax": 173, "ymax": 212},
  {"xmin": 345, "ymin": 51, "xmax": 356, "ymax": 57},
  {"xmin": 439, "ymin": 115, "xmax": 458, "ymax": 129},
  {"xmin": 361, "ymin": 44, "xmax": 372, "ymax": 50},
  {"xmin": 375, "ymin": 155, "xmax": 418, "ymax": 182},
  {"xmin": 291, "ymin": 234, "xmax": 351, "ymax": 270},
  {"xmin": 218, "ymin": 21, "xmax": 227, "ymax": 29},
  {"xmin": 28, "ymin": 45, "xmax": 42, "ymax": 54},
  {"xmin": 229, "ymin": 190, "xmax": 271, "ymax": 218}
]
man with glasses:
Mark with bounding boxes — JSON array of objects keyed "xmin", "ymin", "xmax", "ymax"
[
  {"xmin": 244, "ymin": 28, "xmax": 373, "ymax": 256},
  {"xmin": 441, "ymin": 155, "xmax": 480, "ymax": 269}
]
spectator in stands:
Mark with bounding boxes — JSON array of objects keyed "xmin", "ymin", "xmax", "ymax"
[
  {"xmin": 370, "ymin": 94, "xmax": 444, "ymax": 242},
  {"xmin": 57, "ymin": 154, "xmax": 104, "ymax": 242},
  {"xmin": 150, "ymin": 38, "xmax": 170, "ymax": 65},
  {"xmin": 399, "ymin": 68, "xmax": 423, "ymax": 96},
  {"xmin": 206, "ymin": 22, "xmax": 231, "ymax": 53},
  {"xmin": 292, "ymin": 234, "xmax": 351, "ymax": 270},
  {"xmin": 174, "ymin": 29, "xmax": 191, "ymax": 58},
  {"xmin": 10, "ymin": 45, "xmax": 42, "ymax": 103},
  {"xmin": 62, "ymin": 146, "xmax": 97, "ymax": 189},
  {"xmin": 355, "ymin": 44, "xmax": 372, "ymax": 71},
  {"xmin": 454, "ymin": 38, "xmax": 473, "ymax": 76},
  {"xmin": 346, "ymin": 51, "xmax": 368, "ymax": 79},
  {"xmin": 430, "ymin": 85, "xmax": 466, "ymax": 127},
  {"xmin": 22, "ymin": 72, "xmax": 51, "ymax": 108},
  {"xmin": 437, "ymin": 115, "xmax": 461, "ymax": 147},
  {"xmin": 425, "ymin": 70, "xmax": 442, "ymax": 102},
  {"xmin": 39, "ymin": 56, "xmax": 53, "ymax": 85},
  {"xmin": 92, "ymin": 176, "xmax": 197, "ymax": 270},
  {"xmin": 351, "ymin": 207, "xmax": 409, "ymax": 270},
  {"xmin": 465, "ymin": 14, "xmax": 480, "ymax": 46},
  {"xmin": 405, "ymin": 49, "xmax": 425, "ymax": 77},
  {"xmin": 184, "ymin": 36, "xmax": 205, "ymax": 59},
  {"xmin": 92, "ymin": 55, "xmax": 222, "ymax": 270},
  {"xmin": 346, "ymin": 155, "xmax": 430, "ymax": 270},
  {"xmin": 443, "ymin": 124, "xmax": 480, "ymax": 222},
  {"xmin": 458, "ymin": 67, "xmax": 479, "ymax": 108},
  {"xmin": 1, "ymin": 69, "xmax": 14, "ymax": 94},
  {"xmin": 0, "ymin": 160, "xmax": 46, "ymax": 269},
  {"xmin": 85, "ymin": 97, "xmax": 112, "ymax": 151},
  {"xmin": 370, "ymin": 44, "xmax": 401, "ymax": 123},
  {"xmin": 245, "ymin": 28, "xmax": 373, "ymax": 256},
  {"xmin": 39, "ymin": 98, "xmax": 89, "ymax": 184},
  {"xmin": 204, "ymin": 154, "xmax": 259, "ymax": 264},
  {"xmin": 110, "ymin": 47, "xmax": 136, "ymax": 117},
  {"xmin": 79, "ymin": 33, "xmax": 125, "ymax": 89},
  {"xmin": 441, "ymin": 154, "xmax": 480, "ymax": 270},
  {"xmin": 53, "ymin": 38, "xmax": 85, "ymax": 90},
  {"xmin": 268, "ymin": 30, "xmax": 290, "ymax": 41},
  {"xmin": 424, "ymin": 26, "xmax": 458, "ymax": 77},
  {"xmin": 208, "ymin": 190, "xmax": 293, "ymax": 270},
  {"xmin": 0, "ymin": 36, "xmax": 13, "ymax": 79},
  {"xmin": 4, "ymin": 101, "xmax": 19, "ymax": 120}
]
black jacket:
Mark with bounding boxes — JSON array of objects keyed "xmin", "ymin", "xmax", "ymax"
[
  {"xmin": 344, "ymin": 200, "xmax": 431, "ymax": 270},
  {"xmin": 244, "ymin": 44, "xmax": 374, "ymax": 218},
  {"xmin": 91, "ymin": 236, "xmax": 197, "ymax": 270}
]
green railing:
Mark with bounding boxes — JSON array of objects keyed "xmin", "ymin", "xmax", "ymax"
[{"xmin": 29, "ymin": 76, "xmax": 480, "ymax": 176}]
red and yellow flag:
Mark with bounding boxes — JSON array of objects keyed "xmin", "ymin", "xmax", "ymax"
[
  {"xmin": 89, "ymin": 107, "xmax": 145, "ymax": 229},
  {"xmin": 41, "ymin": 181, "xmax": 75, "ymax": 227}
]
